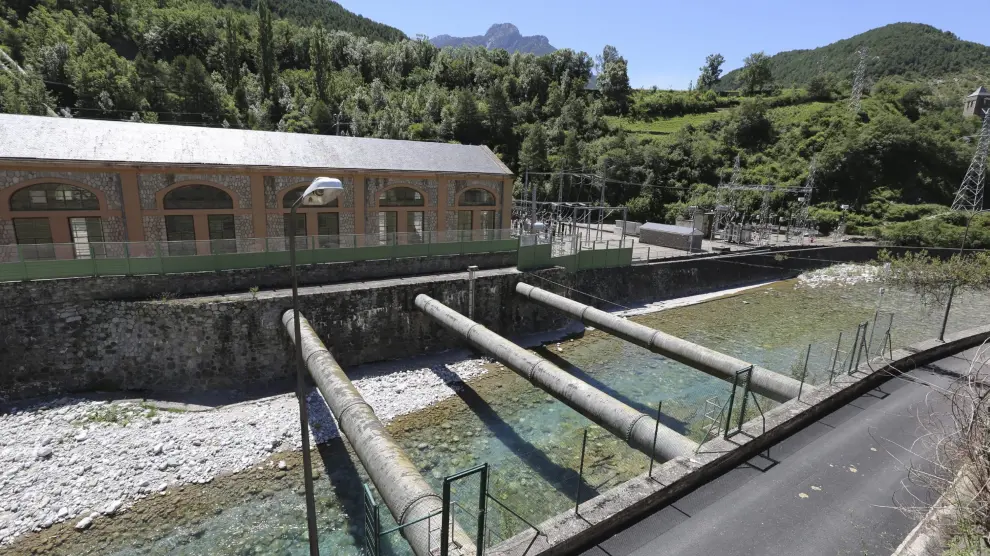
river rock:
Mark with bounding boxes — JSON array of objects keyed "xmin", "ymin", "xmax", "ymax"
[
  {"xmin": 74, "ymin": 516, "xmax": 93, "ymax": 530},
  {"xmin": 102, "ymin": 500, "xmax": 123, "ymax": 515}
]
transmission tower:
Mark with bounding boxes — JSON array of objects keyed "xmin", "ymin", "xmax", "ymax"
[
  {"xmin": 794, "ymin": 157, "xmax": 817, "ymax": 232},
  {"xmin": 850, "ymin": 47, "xmax": 868, "ymax": 113},
  {"xmin": 729, "ymin": 154, "xmax": 742, "ymax": 185},
  {"xmin": 713, "ymin": 156, "xmax": 742, "ymax": 240},
  {"xmin": 952, "ymin": 109, "xmax": 990, "ymax": 212}
]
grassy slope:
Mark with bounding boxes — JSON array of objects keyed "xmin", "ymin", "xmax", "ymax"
[
  {"xmin": 720, "ymin": 22, "xmax": 990, "ymax": 89},
  {"xmin": 607, "ymin": 111, "xmax": 726, "ymax": 138}
]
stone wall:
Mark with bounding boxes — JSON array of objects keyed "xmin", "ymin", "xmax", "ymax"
[
  {"xmin": 0, "ymin": 247, "xmax": 803, "ymax": 402},
  {"xmin": 0, "ymin": 170, "xmax": 124, "ymax": 209},
  {"xmin": 137, "ymin": 173, "xmax": 251, "ymax": 209}
]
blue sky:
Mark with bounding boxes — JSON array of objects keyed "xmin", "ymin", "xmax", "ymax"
[{"xmin": 341, "ymin": 0, "xmax": 987, "ymax": 89}]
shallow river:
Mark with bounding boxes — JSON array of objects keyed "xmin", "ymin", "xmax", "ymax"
[{"xmin": 15, "ymin": 276, "xmax": 989, "ymax": 555}]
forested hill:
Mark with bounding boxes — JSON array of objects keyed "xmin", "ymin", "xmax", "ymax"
[
  {"xmin": 1, "ymin": 0, "xmax": 406, "ymax": 42},
  {"xmin": 227, "ymin": 0, "xmax": 405, "ymax": 42},
  {"xmin": 720, "ymin": 23, "xmax": 990, "ymax": 89}
]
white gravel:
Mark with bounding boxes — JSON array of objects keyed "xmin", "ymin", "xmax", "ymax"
[
  {"xmin": 0, "ymin": 357, "xmax": 490, "ymax": 546},
  {"xmin": 0, "ymin": 280, "xmax": 772, "ymax": 546},
  {"xmin": 797, "ymin": 262, "xmax": 884, "ymax": 288}
]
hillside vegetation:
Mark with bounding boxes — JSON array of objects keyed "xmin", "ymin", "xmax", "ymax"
[
  {"xmin": 721, "ymin": 23, "xmax": 990, "ymax": 89},
  {"xmin": 0, "ymin": 3, "xmax": 986, "ymax": 248}
]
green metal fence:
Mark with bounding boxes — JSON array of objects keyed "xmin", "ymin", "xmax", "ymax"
[
  {"xmin": 0, "ymin": 230, "xmax": 519, "ymax": 282},
  {"xmin": 517, "ymin": 233, "xmax": 633, "ymax": 272}
]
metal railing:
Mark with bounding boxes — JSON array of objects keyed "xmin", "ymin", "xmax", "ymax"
[
  {"xmin": 793, "ymin": 311, "xmax": 896, "ymax": 402},
  {"xmin": 0, "ymin": 230, "xmax": 518, "ymax": 282}
]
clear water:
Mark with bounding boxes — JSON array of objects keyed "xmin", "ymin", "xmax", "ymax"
[{"xmin": 23, "ymin": 279, "xmax": 990, "ymax": 555}]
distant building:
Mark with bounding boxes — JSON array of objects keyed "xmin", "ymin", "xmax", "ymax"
[
  {"xmin": 0, "ymin": 115, "xmax": 513, "ymax": 259},
  {"xmin": 963, "ymin": 86, "xmax": 990, "ymax": 117}
]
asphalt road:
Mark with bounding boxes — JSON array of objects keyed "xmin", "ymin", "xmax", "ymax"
[{"xmin": 580, "ymin": 349, "xmax": 986, "ymax": 556}]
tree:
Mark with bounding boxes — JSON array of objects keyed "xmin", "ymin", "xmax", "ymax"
[
  {"xmin": 65, "ymin": 42, "xmax": 139, "ymax": 115},
  {"xmin": 740, "ymin": 51, "xmax": 773, "ymax": 94},
  {"xmin": 222, "ymin": 15, "xmax": 240, "ymax": 91},
  {"xmin": 519, "ymin": 123, "xmax": 549, "ymax": 173},
  {"xmin": 450, "ymin": 88, "xmax": 483, "ymax": 145},
  {"xmin": 698, "ymin": 53, "xmax": 725, "ymax": 90},
  {"xmin": 311, "ymin": 27, "xmax": 331, "ymax": 104},
  {"xmin": 726, "ymin": 98, "xmax": 773, "ymax": 148},
  {"xmin": 486, "ymin": 80, "xmax": 514, "ymax": 150},
  {"xmin": 807, "ymin": 73, "xmax": 834, "ymax": 101},
  {"xmin": 257, "ymin": 0, "xmax": 277, "ymax": 101},
  {"xmin": 597, "ymin": 45, "xmax": 631, "ymax": 116}
]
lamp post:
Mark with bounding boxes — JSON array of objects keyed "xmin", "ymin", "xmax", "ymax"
[{"xmin": 289, "ymin": 177, "xmax": 344, "ymax": 556}]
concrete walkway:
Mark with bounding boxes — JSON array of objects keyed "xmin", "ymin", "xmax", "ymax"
[{"xmin": 580, "ymin": 348, "xmax": 987, "ymax": 556}]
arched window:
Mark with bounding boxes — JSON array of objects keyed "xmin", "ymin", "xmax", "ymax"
[
  {"xmin": 163, "ymin": 184, "xmax": 233, "ymax": 210},
  {"xmin": 10, "ymin": 183, "xmax": 100, "ymax": 211},
  {"xmin": 458, "ymin": 189, "xmax": 496, "ymax": 206},
  {"xmin": 379, "ymin": 187, "xmax": 424, "ymax": 207},
  {"xmin": 283, "ymin": 186, "xmax": 339, "ymax": 208}
]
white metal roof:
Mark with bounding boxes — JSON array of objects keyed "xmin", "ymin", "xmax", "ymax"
[{"xmin": 0, "ymin": 114, "xmax": 513, "ymax": 175}]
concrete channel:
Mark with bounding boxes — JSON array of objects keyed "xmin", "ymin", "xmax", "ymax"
[
  {"xmin": 515, "ymin": 282, "xmax": 804, "ymax": 402},
  {"xmin": 282, "ymin": 310, "xmax": 474, "ymax": 556},
  {"xmin": 414, "ymin": 294, "xmax": 699, "ymax": 462}
]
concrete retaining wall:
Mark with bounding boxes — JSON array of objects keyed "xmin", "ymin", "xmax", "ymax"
[
  {"xmin": 0, "ymin": 245, "xmax": 961, "ymax": 402},
  {"xmin": 0, "ymin": 250, "xmax": 518, "ymax": 305}
]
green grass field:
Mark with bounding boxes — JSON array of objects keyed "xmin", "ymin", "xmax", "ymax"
[{"xmin": 608, "ymin": 110, "xmax": 727, "ymax": 136}]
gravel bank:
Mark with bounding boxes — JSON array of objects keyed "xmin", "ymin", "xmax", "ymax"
[{"xmin": 0, "ymin": 357, "xmax": 489, "ymax": 546}]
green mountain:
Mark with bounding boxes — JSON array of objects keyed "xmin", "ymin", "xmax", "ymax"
[
  {"xmin": 219, "ymin": 0, "xmax": 406, "ymax": 42},
  {"xmin": 720, "ymin": 23, "xmax": 990, "ymax": 89}
]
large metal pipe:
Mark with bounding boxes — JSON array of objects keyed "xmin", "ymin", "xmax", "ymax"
[
  {"xmin": 282, "ymin": 311, "xmax": 473, "ymax": 556},
  {"xmin": 414, "ymin": 294, "xmax": 698, "ymax": 461},
  {"xmin": 515, "ymin": 282, "xmax": 803, "ymax": 402}
]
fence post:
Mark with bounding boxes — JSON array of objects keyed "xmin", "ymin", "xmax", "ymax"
[
  {"xmin": 440, "ymin": 478, "xmax": 451, "ymax": 556},
  {"xmin": 124, "ymin": 242, "xmax": 132, "ymax": 276},
  {"xmin": 724, "ymin": 374, "xmax": 739, "ymax": 439},
  {"xmin": 649, "ymin": 400, "xmax": 662, "ymax": 481},
  {"xmin": 18, "ymin": 244, "xmax": 28, "ymax": 281},
  {"xmin": 468, "ymin": 266, "xmax": 478, "ymax": 320},
  {"xmin": 798, "ymin": 344, "xmax": 811, "ymax": 402},
  {"xmin": 156, "ymin": 242, "xmax": 165, "ymax": 275},
  {"xmin": 852, "ymin": 322, "xmax": 867, "ymax": 373},
  {"xmin": 736, "ymin": 367, "xmax": 752, "ymax": 432},
  {"xmin": 574, "ymin": 429, "xmax": 588, "ymax": 516},
  {"xmin": 847, "ymin": 323, "xmax": 864, "ymax": 375},
  {"xmin": 828, "ymin": 331, "xmax": 843, "ymax": 384},
  {"xmin": 476, "ymin": 464, "xmax": 488, "ymax": 556}
]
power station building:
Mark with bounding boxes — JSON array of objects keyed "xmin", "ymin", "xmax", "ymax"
[{"xmin": 0, "ymin": 114, "xmax": 513, "ymax": 259}]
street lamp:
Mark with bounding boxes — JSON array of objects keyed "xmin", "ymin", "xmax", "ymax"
[{"xmin": 289, "ymin": 176, "xmax": 344, "ymax": 556}]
